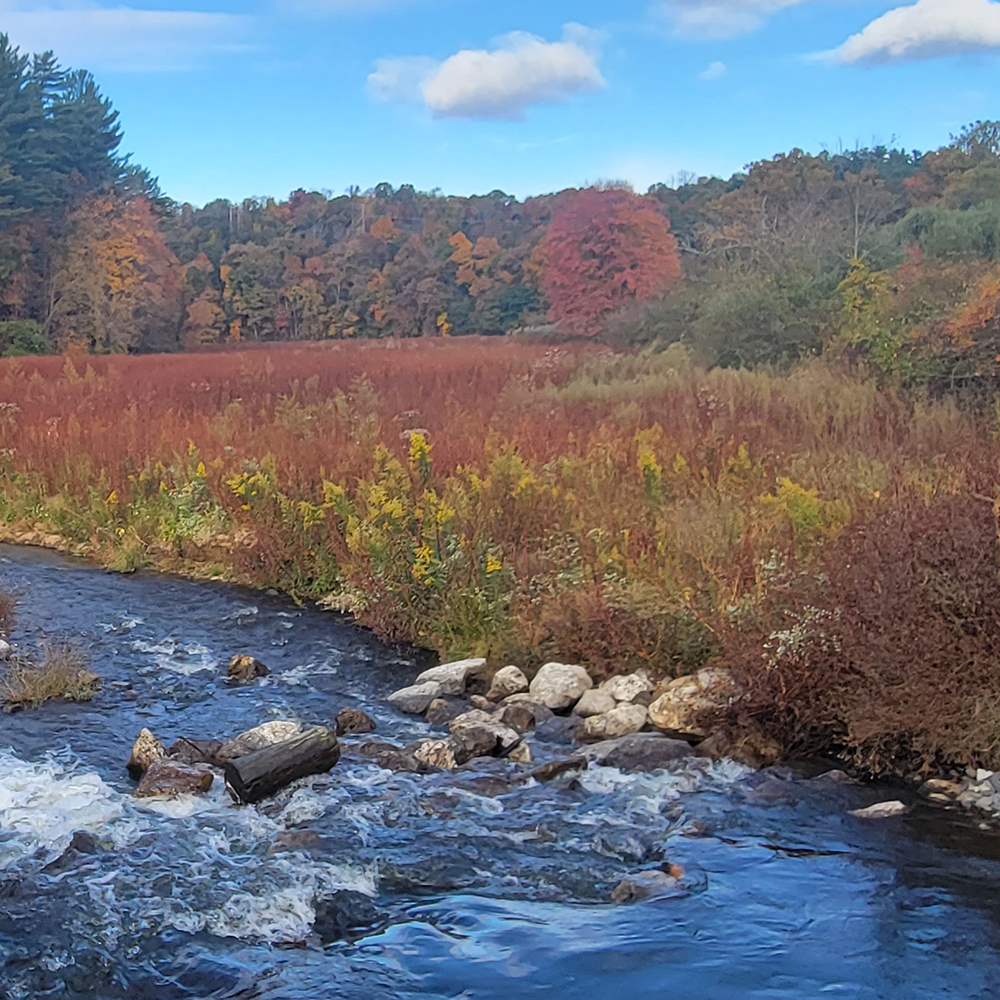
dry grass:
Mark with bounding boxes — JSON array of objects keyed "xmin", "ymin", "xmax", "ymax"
[{"xmin": 0, "ymin": 644, "xmax": 100, "ymax": 710}]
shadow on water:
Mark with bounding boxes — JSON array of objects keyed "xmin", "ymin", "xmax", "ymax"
[{"xmin": 2, "ymin": 544, "xmax": 1000, "ymax": 999}]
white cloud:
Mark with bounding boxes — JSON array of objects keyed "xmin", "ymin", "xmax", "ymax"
[
  {"xmin": 0, "ymin": 3, "xmax": 252, "ymax": 72},
  {"xmin": 699, "ymin": 59, "xmax": 727, "ymax": 78},
  {"xmin": 830, "ymin": 0, "xmax": 1000, "ymax": 64},
  {"xmin": 652, "ymin": 0, "xmax": 802, "ymax": 38},
  {"xmin": 368, "ymin": 24, "xmax": 605, "ymax": 121}
]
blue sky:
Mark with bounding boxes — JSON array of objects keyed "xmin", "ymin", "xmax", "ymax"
[{"xmin": 1, "ymin": 0, "xmax": 996, "ymax": 205}]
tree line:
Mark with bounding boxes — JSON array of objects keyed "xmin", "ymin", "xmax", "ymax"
[{"xmin": 1, "ymin": 32, "xmax": 999, "ymax": 382}]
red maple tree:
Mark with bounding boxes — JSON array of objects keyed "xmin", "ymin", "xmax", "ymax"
[{"xmin": 541, "ymin": 187, "xmax": 682, "ymax": 336}]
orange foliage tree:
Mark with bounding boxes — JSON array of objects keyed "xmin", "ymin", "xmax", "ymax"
[{"xmin": 541, "ymin": 187, "xmax": 682, "ymax": 336}]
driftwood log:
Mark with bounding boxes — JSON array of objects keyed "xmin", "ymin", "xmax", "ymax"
[{"xmin": 224, "ymin": 725, "xmax": 340, "ymax": 804}]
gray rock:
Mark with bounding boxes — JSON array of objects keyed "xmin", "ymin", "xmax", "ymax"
[
  {"xmin": 498, "ymin": 702, "xmax": 538, "ymax": 734},
  {"xmin": 579, "ymin": 703, "xmax": 648, "ymax": 742},
  {"xmin": 599, "ymin": 671, "xmax": 654, "ymax": 703},
  {"xmin": 424, "ymin": 697, "xmax": 474, "ymax": 726},
  {"xmin": 354, "ymin": 741, "xmax": 426, "ymax": 773},
  {"xmin": 217, "ymin": 721, "xmax": 302, "ymax": 763},
  {"xmin": 168, "ymin": 737, "xmax": 224, "ymax": 767},
  {"xmin": 414, "ymin": 658, "xmax": 487, "ymax": 696},
  {"xmin": 573, "ymin": 689, "xmax": 617, "ymax": 718},
  {"xmin": 0, "ymin": 639, "xmax": 10, "ymax": 659},
  {"xmin": 577, "ymin": 733, "xmax": 700, "ymax": 772},
  {"xmin": 534, "ymin": 715, "xmax": 583, "ymax": 745},
  {"xmin": 528, "ymin": 662, "xmax": 593, "ymax": 710},
  {"xmin": 449, "ymin": 710, "xmax": 521, "ymax": 760},
  {"xmin": 487, "ymin": 665, "xmax": 529, "ymax": 701},
  {"xmin": 388, "ymin": 680, "xmax": 442, "ymax": 714}
]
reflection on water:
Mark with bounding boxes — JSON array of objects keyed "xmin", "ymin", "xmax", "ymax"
[{"xmin": 2, "ymin": 544, "xmax": 1000, "ymax": 999}]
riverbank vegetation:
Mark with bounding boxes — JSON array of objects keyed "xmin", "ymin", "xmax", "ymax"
[{"xmin": 3, "ymin": 340, "xmax": 1000, "ymax": 769}]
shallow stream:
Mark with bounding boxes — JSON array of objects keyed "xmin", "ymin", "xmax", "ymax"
[{"xmin": 2, "ymin": 545, "xmax": 1000, "ymax": 999}]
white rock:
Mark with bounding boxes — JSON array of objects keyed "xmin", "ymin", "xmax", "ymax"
[
  {"xmin": 648, "ymin": 667, "xmax": 738, "ymax": 737},
  {"xmin": 415, "ymin": 658, "xmax": 487, "ymax": 696},
  {"xmin": 574, "ymin": 689, "xmax": 617, "ymax": 718},
  {"xmin": 579, "ymin": 704, "xmax": 649, "ymax": 742},
  {"xmin": 0, "ymin": 639, "xmax": 10, "ymax": 659},
  {"xmin": 387, "ymin": 681, "xmax": 442, "ymax": 714},
  {"xmin": 487, "ymin": 665, "xmax": 529, "ymax": 701},
  {"xmin": 849, "ymin": 800, "xmax": 909, "ymax": 819},
  {"xmin": 599, "ymin": 671, "xmax": 653, "ymax": 703},
  {"xmin": 218, "ymin": 720, "xmax": 302, "ymax": 762},
  {"xmin": 528, "ymin": 662, "xmax": 593, "ymax": 710},
  {"xmin": 977, "ymin": 769, "xmax": 995, "ymax": 782}
]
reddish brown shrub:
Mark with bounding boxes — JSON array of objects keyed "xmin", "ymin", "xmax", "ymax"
[{"xmin": 724, "ymin": 495, "xmax": 1000, "ymax": 772}]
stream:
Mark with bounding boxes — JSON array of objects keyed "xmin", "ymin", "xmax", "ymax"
[{"xmin": 2, "ymin": 544, "xmax": 1000, "ymax": 999}]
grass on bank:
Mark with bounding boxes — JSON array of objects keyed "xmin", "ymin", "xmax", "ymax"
[{"xmin": 0, "ymin": 644, "xmax": 100, "ymax": 711}]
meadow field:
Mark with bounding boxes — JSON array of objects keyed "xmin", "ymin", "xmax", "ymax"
[{"xmin": 3, "ymin": 337, "xmax": 999, "ymax": 770}]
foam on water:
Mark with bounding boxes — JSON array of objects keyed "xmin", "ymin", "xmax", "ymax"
[
  {"xmin": 131, "ymin": 637, "xmax": 219, "ymax": 675},
  {"xmin": 0, "ymin": 749, "xmax": 145, "ymax": 869}
]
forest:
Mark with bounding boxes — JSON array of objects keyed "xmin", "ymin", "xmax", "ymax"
[{"xmin": 1, "ymin": 32, "xmax": 1000, "ymax": 383}]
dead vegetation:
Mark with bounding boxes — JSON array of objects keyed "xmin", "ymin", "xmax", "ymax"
[{"xmin": 0, "ymin": 643, "xmax": 101, "ymax": 711}]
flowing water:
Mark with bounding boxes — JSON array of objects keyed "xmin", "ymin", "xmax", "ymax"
[{"xmin": 2, "ymin": 545, "xmax": 1000, "ymax": 999}]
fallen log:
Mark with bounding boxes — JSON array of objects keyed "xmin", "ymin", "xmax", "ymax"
[{"xmin": 224, "ymin": 725, "xmax": 340, "ymax": 805}]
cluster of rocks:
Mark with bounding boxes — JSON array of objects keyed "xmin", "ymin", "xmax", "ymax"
[
  {"xmin": 385, "ymin": 658, "xmax": 769, "ymax": 770},
  {"xmin": 126, "ymin": 706, "xmax": 374, "ymax": 804},
  {"xmin": 919, "ymin": 768, "xmax": 1000, "ymax": 818}
]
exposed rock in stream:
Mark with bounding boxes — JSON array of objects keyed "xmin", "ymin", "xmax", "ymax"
[
  {"xmin": 226, "ymin": 654, "xmax": 270, "ymax": 681},
  {"xmin": 134, "ymin": 758, "xmax": 214, "ymax": 797},
  {"xmin": 126, "ymin": 728, "xmax": 166, "ymax": 779},
  {"xmin": 335, "ymin": 707, "xmax": 376, "ymax": 736}
]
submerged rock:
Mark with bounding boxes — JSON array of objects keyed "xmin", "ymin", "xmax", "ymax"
[
  {"xmin": 127, "ymin": 728, "xmax": 166, "ymax": 780},
  {"xmin": 578, "ymin": 733, "xmax": 700, "ymax": 772},
  {"xmin": 314, "ymin": 890, "xmax": 386, "ymax": 944},
  {"xmin": 529, "ymin": 662, "xmax": 593, "ymax": 710},
  {"xmin": 217, "ymin": 720, "xmax": 302, "ymax": 763},
  {"xmin": 573, "ymin": 689, "xmax": 617, "ymax": 718},
  {"xmin": 414, "ymin": 658, "xmax": 487, "ymax": 696},
  {"xmin": 227, "ymin": 654, "xmax": 270, "ymax": 681},
  {"xmin": 354, "ymin": 740, "xmax": 427, "ymax": 773},
  {"xmin": 610, "ymin": 868, "xmax": 682, "ymax": 904},
  {"xmin": 849, "ymin": 800, "xmax": 909, "ymax": 819},
  {"xmin": 487, "ymin": 665, "xmax": 529, "ymax": 701},
  {"xmin": 648, "ymin": 668, "xmax": 738, "ymax": 737},
  {"xmin": 388, "ymin": 681, "xmax": 441, "ymax": 715},
  {"xmin": 134, "ymin": 758, "xmax": 214, "ymax": 798},
  {"xmin": 168, "ymin": 737, "xmax": 224, "ymax": 767},
  {"xmin": 335, "ymin": 707, "xmax": 376, "ymax": 736},
  {"xmin": 578, "ymin": 703, "xmax": 648, "ymax": 742}
]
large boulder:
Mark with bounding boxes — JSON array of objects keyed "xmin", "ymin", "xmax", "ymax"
[
  {"xmin": 134, "ymin": 758, "xmax": 214, "ymax": 798},
  {"xmin": 414, "ymin": 658, "xmax": 487, "ymax": 696},
  {"xmin": 387, "ymin": 681, "xmax": 441, "ymax": 715},
  {"xmin": 528, "ymin": 662, "xmax": 593, "ymax": 710},
  {"xmin": 573, "ymin": 689, "xmax": 616, "ymax": 718},
  {"xmin": 127, "ymin": 728, "xmax": 166, "ymax": 780},
  {"xmin": 217, "ymin": 720, "xmax": 302, "ymax": 763},
  {"xmin": 487, "ymin": 665, "xmax": 529, "ymax": 701},
  {"xmin": 578, "ymin": 704, "xmax": 648, "ymax": 742},
  {"xmin": 648, "ymin": 667, "xmax": 738, "ymax": 737},
  {"xmin": 227, "ymin": 654, "xmax": 270, "ymax": 681},
  {"xmin": 578, "ymin": 733, "xmax": 701, "ymax": 772},
  {"xmin": 599, "ymin": 671, "xmax": 654, "ymax": 704},
  {"xmin": 448, "ymin": 710, "xmax": 521, "ymax": 762}
]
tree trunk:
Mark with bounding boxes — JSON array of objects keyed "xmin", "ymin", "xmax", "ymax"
[{"xmin": 224, "ymin": 726, "xmax": 340, "ymax": 804}]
